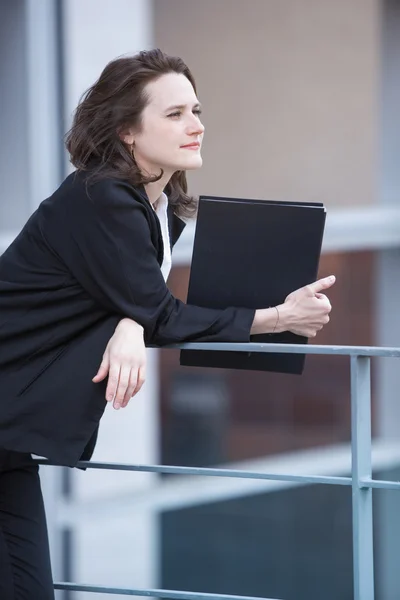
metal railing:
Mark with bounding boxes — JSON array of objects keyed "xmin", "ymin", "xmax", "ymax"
[{"xmin": 36, "ymin": 342, "xmax": 400, "ymax": 600}]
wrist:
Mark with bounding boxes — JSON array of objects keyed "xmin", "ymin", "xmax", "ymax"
[
  {"xmin": 251, "ymin": 306, "xmax": 283, "ymax": 335},
  {"xmin": 117, "ymin": 318, "xmax": 144, "ymax": 334},
  {"xmin": 273, "ymin": 304, "xmax": 288, "ymax": 333}
]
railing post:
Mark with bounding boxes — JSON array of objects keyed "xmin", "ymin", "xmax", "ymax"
[{"xmin": 351, "ymin": 355, "xmax": 374, "ymax": 600}]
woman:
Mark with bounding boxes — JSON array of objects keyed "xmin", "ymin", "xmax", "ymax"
[{"xmin": 0, "ymin": 49, "xmax": 334, "ymax": 598}]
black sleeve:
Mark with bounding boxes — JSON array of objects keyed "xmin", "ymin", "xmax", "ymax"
[{"xmin": 62, "ymin": 179, "xmax": 255, "ymax": 346}]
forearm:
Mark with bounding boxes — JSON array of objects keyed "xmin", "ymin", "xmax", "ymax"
[
  {"xmin": 155, "ymin": 302, "xmax": 254, "ymax": 345},
  {"xmin": 122, "ymin": 306, "xmax": 284, "ymax": 342}
]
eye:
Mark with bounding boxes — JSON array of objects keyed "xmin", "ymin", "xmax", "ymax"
[
  {"xmin": 193, "ymin": 108, "xmax": 202, "ymax": 117},
  {"xmin": 167, "ymin": 111, "xmax": 181, "ymax": 118}
]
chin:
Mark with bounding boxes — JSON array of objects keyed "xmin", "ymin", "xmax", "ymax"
[
  {"xmin": 167, "ymin": 156, "xmax": 202, "ymax": 173},
  {"xmin": 182, "ymin": 156, "xmax": 203, "ymax": 171}
]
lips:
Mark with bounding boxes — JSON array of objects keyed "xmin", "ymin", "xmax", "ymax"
[{"xmin": 181, "ymin": 143, "xmax": 200, "ymax": 149}]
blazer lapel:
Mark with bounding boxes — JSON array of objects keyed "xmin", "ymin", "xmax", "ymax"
[{"xmin": 167, "ymin": 206, "xmax": 186, "ymax": 250}]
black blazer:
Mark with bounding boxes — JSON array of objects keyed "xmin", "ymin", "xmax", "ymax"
[{"xmin": 0, "ymin": 171, "xmax": 254, "ymax": 466}]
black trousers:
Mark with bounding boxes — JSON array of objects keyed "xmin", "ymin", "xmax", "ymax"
[{"xmin": 0, "ymin": 448, "xmax": 55, "ymax": 599}]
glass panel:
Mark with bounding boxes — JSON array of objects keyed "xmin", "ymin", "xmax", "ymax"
[
  {"xmin": 161, "ymin": 482, "xmax": 353, "ymax": 600},
  {"xmin": 374, "ymin": 484, "xmax": 400, "ymax": 600}
]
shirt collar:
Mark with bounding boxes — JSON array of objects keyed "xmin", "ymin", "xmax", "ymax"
[{"xmin": 154, "ymin": 192, "xmax": 168, "ymax": 213}]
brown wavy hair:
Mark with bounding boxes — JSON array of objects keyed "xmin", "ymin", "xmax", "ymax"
[{"xmin": 65, "ymin": 49, "xmax": 198, "ymax": 218}]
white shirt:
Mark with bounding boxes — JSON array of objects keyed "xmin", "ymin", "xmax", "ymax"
[{"xmin": 153, "ymin": 192, "xmax": 172, "ymax": 282}]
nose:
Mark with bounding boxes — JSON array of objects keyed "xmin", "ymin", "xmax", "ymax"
[{"xmin": 187, "ymin": 115, "xmax": 205, "ymax": 136}]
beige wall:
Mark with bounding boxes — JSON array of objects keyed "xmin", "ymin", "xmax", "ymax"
[{"xmin": 154, "ymin": 0, "xmax": 380, "ymax": 208}]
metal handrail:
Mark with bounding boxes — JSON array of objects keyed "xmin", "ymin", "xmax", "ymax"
[{"xmin": 37, "ymin": 342, "xmax": 400, "ymax": 600}]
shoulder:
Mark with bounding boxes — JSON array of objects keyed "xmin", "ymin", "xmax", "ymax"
[
  {"xmin": 36, "ymin": 172, "xmax": 158, "ymax": 248},
  {"xmin": 58, "ymin": 171, "xmax": 151, "ymax": 213}
]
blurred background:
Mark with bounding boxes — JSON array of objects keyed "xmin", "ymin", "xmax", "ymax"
[{"xmin": 1, "ymin": 0, "xmax": 400, "ymax": 598}]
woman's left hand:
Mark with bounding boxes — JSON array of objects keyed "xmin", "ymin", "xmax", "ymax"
[{"xmin": 92, "ymin": 318, "xmax": 146, "ymax": 410}]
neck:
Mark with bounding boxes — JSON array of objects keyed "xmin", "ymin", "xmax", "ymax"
[{"xmin": 143, "ymin": 171, "xmax": 173, "ymax": 205}]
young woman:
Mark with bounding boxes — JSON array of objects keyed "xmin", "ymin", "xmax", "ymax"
[{"xmin": 0, "ymin": 49, "xmax": 334, "ymax": 598}]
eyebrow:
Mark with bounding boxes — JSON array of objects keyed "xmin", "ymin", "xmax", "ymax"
[{"xmin": 165, "ymin": 102, "xmax": 202, "ymax": 112}]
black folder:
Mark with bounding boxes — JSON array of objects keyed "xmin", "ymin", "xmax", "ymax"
[{"xmin": 180, "ymin": 196, "xmax": 326, "ymax": 375}]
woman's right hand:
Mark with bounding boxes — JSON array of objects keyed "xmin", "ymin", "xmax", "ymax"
[
  {"xmin": 279, "ymin": 275, "xmax": 335, "ymax": 338},
  {"xmin": 92, "ymin": 318, "xmax": 146, "ymax": 409}
]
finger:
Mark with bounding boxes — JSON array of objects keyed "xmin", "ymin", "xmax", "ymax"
[
  {"xmin": 121, "ymin": 369, "xmax": 139, "ymax": 408},
  {"xmin": 121, "ymin": 364, "xmax": 147, "ymax": 408},
  {"xmin": 307, "ymin": 275, "xmax": 336, "ymax": 295},
  {"xmin": 106, "ymin": 364, "xmax": 120, "ymax": 403},
  {"xmin": 92, "ymin": 357, "xmax": 110, "ymax": 382},
  {"xmin": 134, "ymin": 364, "xmax": 146, "ymax": 396},
  {"xmin": 315, "ymin": 293, "xmax": 332, "ymax": 313},
  {"xmin": 114, "ymin": 364, "xmax": 131, "ymax": 409},
  {"xmin": 315, "ymin": 292, "xmax": 331, "ymax": 306}
]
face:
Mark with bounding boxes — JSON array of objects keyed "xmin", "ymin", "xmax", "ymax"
[{"xmin": 125, "ymin": 73, "xmax": 205, "ymax": 178}]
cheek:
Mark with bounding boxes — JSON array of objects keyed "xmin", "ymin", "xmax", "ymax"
[{"xmin": 139, "ymin": 124, "xmax": 178, "ymax": 155}]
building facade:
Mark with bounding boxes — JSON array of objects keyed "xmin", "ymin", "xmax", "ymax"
[{"xmin": 0, "ymin": 1, "xmax": 400, "ymax": 598}]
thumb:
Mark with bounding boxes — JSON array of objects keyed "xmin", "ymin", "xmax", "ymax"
[
  {"xmin": 307, "ymin": 275, "xmax": 336, "ymax": 295},
  {"xmin": 92, "ymin": 356, "xmax": 110, "ymax": 383}
]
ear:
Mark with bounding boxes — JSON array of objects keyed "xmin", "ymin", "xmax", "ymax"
[{"xmin": 118, "ymin": 126, "xmax": 135, "ymax": 145}]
